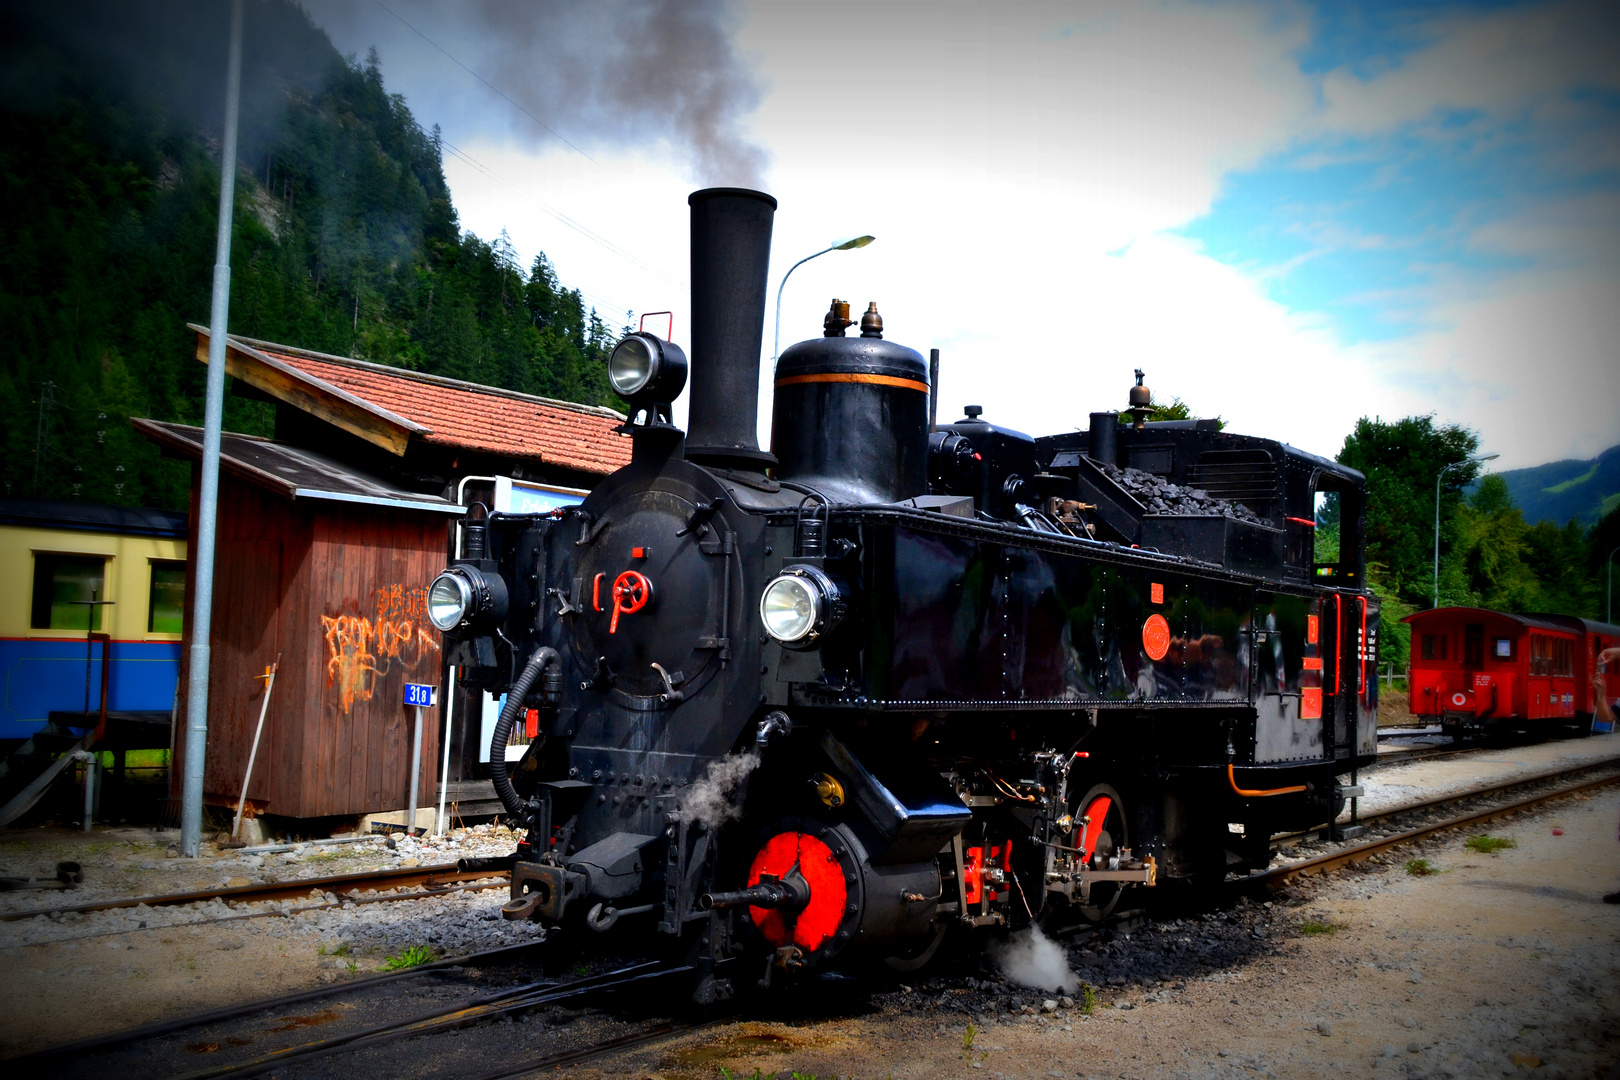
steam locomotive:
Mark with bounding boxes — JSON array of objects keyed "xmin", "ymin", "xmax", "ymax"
[{"xmin": 428, "ymin": 188, "xmax": 1378, "ymax": 1001}]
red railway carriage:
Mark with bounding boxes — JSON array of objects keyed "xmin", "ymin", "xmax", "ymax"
[
  {"xmin": 1521, "ymin": 614, "xmax": 1620, "ymax": 721},
  {"xmin": 1404, "ymin": 607, "xmax": 1581, "ymax": 737}
]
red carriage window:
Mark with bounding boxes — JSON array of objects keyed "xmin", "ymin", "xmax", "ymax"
[{"xmin": 1421, "ymin": 633, "xmax": 1448, "ymax": 661}]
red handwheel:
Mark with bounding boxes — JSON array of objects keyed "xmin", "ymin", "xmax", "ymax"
[{"xmin": 609, "ymin": 571, "xmax": 652, "ymax": 633}]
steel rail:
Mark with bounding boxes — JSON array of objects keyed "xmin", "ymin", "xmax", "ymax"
[
  {"xmin": 1272, "ymin": 753, "xmax": 1620, "ymax": 847},
  {"xmin": 465, "ymin": 1016, "xmax": 721, "ymax": 1080},
  {"xmin": 168, "ymin": 961, "xmax": 687, "ymax": 1080},
  {"xmin": 7, "ymin": 938, "xmax": 549, "ymax": 1063},
  {"xmin": 6, "ymin": 881, "xmax": 511, "ymax": 949},
  {"xmin": 1252, "ymin": 770, "xmax": 1620, "ymax": 887},
  {"xmin": 0, "ymin": 860, "xmax": 509, "ymax": 922}
]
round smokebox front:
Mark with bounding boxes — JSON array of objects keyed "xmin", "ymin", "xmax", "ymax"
[{"xmin": 770, "ymin": 321, "xmax": 929, "ymax": 505}]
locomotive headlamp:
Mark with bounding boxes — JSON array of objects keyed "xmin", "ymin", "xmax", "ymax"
[
  {"xmin": 608, "ymin": 332, "xmax": 688, "ymax": 406},
  {"xmin": 759, "ymin": 564, "xmax": 843, "ymax": 645},
  {"xmin": 427, "ymin": 565, "xmax": 509, "ymax": 631}
]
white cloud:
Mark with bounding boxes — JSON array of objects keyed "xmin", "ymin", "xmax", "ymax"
[{"xmin": 308, "ymin": 0, "xmax": 1620, "ymax": 470}]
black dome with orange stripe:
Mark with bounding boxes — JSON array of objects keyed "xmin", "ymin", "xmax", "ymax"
[{"xmin": 770, "ymin": 303, "xmax": 930, "ymax": 505}]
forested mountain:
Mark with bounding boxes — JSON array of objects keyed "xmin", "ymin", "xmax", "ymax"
[
  {"xmin": 1494, "ymin": 444, "xmax": 1620, "ymax": 529},
  {"xmin": 0, "ymin": 0, "xmax": 627, "ymax": 511}
]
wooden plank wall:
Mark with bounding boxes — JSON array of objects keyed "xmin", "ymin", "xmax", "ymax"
[
  {"xmin": 287, "ymin": 501, "xmax": 446, "ymax": 818},
  {"xmin": 174, "ymin": 469, "xmax": 448, "ymax": 821}
]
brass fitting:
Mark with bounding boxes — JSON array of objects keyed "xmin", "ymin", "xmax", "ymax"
[{"xmin": 810, "ymin": 771, "xmax": 846, "ymax": 808}]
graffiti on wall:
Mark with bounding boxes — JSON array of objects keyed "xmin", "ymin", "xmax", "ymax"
[{"xmin": 321, "ymin": 584, "xmax": 441, "ymax": 714}]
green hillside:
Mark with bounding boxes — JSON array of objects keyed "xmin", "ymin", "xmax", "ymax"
[
  {"xmin": 1495, "ymin": 444, "xmax": 1620, "ymax": 527},
  {"xmin": 0, "ymin": 0, "xmax": 627, "ymax": 511}
]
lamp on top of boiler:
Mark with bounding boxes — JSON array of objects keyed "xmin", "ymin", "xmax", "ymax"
[
  {"xmin": 772, "ymin": 235, "xmax": 875, "ymax": 366},
  {"xmin": 1432, "ymin": 453, "xmax": 1498, "ymax": 609}
]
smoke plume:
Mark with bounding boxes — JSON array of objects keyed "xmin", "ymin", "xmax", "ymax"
[
  {"xmin": 988, "ymin": 925, "xmax": 1079, "ymax": 993},
  {"xmin": 678, "ymin": 749, "xmax": 760, "ymax": 830},
  {"xmin": 309, "ymin": 0, "xmax": 771, "ymax": 188}
]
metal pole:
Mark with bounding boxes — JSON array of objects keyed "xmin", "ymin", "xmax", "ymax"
[
  {"xmin": 82, "ymin": 756, "xmax": 95, "ymax": 833},
  {"xmin": 772, "ymin": 245, "xmax": 835, "ymax": 368},
  {"xmin": 436, "ymin": 666, "xmax": 456, "ymax": 836},
  {"xmin": 408, "ymin": 705, "xmax": 424, "ymax": 837},
  {"xmin": 181, "ymin": 0, "xmax": 244, "ymax": 859},
  {"xmin": 1609, "ymin": 545, "xmax": 1619, "ymax": 624},
  {"xmin": 1433, "ymin": 464, "xmax": 1449, "ymax": 610}
]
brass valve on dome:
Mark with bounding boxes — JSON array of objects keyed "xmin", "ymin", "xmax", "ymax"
[
  {"xmin": 860, "ymin": 302, "xmax": 883, "ymax": 339},
  {"xmin": 823, "ymin": 299, "xmax": 854, "ymax": 337},
  {"xmin": 1126, "ymin": 368, "xmax": 1155, "ymax": 429}
]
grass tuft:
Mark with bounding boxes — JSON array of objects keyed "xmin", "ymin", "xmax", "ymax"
[
  {"xmin": 1465, "ymin": 835, "xmax": 1517, "ymax": 855},
  {"xmin": 1300, "ymin": 919, "xmax": 1348, "ymax": 936},
  {"xmin": 381, "ymin": 944, "xmax": 434, "ymax": 970},
  {"xmin": 1405, "ymin": 858, "xmax": 1437, "ymax": 876},
  {"xmin": 1080, "ymin": 983, "xmax": 1097, "ymax": 1015}
]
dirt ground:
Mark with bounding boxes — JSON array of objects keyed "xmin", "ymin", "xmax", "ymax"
[
  {"xmin": 601, "ymin": 790, "xmax": 1620, "ymax": 1080},
  {"xmin": 1, "ymin": 790, "xmax": 1616, "ymax": 1077}
]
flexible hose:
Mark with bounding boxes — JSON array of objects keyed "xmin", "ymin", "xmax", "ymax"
[
  {"xmin": 1226, "ymin": 763, "xmax": 1307, "ymax": 797},
  {"xmin": 490, "ymin": 647, "xmax": 558, "ymax": 818}
]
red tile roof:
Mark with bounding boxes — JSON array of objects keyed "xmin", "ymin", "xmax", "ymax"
[{"xmin": 207, "ymin": 330, "xmax": 630, "ymax": 476}]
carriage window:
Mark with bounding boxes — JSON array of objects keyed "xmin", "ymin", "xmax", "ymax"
[
  {"xmin": 148, "ymin": 560, "xmax": 186, "ymax": 634},
  {"xmin": 1421, "ymin": 634, "xmax": 1449, "ymax": 661},
  {"xmin": 30, "ymin": 554, "xmax": 108, "ymax": 630},
  {"xmin": 1493, "ymin": 638, "xmax": 1513, "ymax": 660}
]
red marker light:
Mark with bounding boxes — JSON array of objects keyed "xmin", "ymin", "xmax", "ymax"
[
  {"xmin": 632, "ymin": 546, "xmax": 646, "ymax": 559},
  {"xmin": 973, "ymin": 452, "xmax": 983, "ymax": 460}
]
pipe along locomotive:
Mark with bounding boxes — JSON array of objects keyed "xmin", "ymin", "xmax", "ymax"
[{"xmin": 428, "ymin": 188, "xmax": 1378, "ymax": 1001}]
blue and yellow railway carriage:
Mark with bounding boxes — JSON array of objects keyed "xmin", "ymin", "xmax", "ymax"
[{"xmin": 0, "ymin": 499, "xmax": 187, "ymax": 740}]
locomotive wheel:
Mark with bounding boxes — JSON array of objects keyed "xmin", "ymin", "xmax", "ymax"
[
  {"xmin": 882, "ymin": 919, "xmax": 949, "ymax": 973},
  {"xmin": 1073, "ymin": 783, "xmax": 1128, "ymax": 922}
]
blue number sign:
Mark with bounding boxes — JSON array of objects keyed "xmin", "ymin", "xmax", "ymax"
[{"xmin": 403, "ymin": 683, "xmax": 437, "ymax": 708}]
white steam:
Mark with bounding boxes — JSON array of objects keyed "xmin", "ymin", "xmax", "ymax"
[
  {"xmin": 989, "ymin": 925, "xmax": 1079, "ymax": 993},
  {"xmin": 678, "ymin": 749, "xmax": 760, "ymax": 830}
]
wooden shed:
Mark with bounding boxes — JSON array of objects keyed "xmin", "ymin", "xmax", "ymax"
[
  {"xmin": 136, "ymin": 422, "xmax": 464, "ymax": 819},
  {"xmin": 133, "ymin": 328, "xmax": 630, "ymax": 823}
]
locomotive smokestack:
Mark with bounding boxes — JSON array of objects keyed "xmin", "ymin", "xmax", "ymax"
[{"xmin": 685, "ymin": 187, "xmax": 778, "ymax": 470}]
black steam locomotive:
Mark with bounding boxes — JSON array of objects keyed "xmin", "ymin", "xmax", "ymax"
[{"xmin": 428, "ymin": 188, "xmax": 1377, "ymax": 1000}]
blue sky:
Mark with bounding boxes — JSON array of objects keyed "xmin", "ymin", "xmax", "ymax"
[
  {"xmin": 308, "ymin": 0, "xmax": 1620, "ymax": 469},
  {"xmin": 1186, "ymin": 1, "xmax": 1620, "ymax": 348}
]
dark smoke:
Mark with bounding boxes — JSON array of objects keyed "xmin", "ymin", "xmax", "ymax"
[
  {"xmin": 314, "ymin": 0, "xmax": 770, "ymax": 188},
  {"xmin": 474, "ymin": 0, "xmax": 769, "ymax": 186}
]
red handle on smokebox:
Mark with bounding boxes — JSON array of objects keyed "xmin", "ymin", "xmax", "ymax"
[{"xmin": 609, "ymin": 571, "xmax": 652, "ymax": 633}]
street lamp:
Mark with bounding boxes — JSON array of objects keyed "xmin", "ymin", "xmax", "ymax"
[
  {"xmin": 1433, "ymin": 453, "xmax": 1498, "ymax": 608},
  {"xmin": 1608, "ymin": 545, "xmax": 1618, "ymax": 623},
  {"xmin": 772, "ymin": 235, "xmax": 875, "ymax": 365}
]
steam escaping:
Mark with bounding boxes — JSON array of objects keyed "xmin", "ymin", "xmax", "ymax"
[
  {"xmin": 678, "ymin": 749, "xmax": 760, "ymax": 830},
  {"xmin": 988, "ymin": 925, "xmax": 1079, "ymax": 993},
  {"xmin": 312, "ymin": 0, "xmax": 771, "ymax": 188}
]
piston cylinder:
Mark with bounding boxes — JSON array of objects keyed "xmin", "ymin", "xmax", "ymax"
[{"xmin": 770, "ymin": 301, "xmax": 929, "ymax": 504}]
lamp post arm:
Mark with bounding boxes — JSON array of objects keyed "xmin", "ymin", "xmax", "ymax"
[{"xmin": 773, "ymin": 245, "xmax": 836, "ymax": 367}]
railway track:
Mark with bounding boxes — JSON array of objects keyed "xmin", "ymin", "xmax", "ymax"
[
  {"xmin": 1260, "ymin": 762, "xmax": 1620, "ymax": 887},
  {"xmin": 8, "ymin": 753, "xmax": 1618, "ymax": 1077},
  {"xmin": 0, "ymin": 860, "xmax": 511, "ymax": 924},
  {"xmin": 14, "ymin": 943, "xmax": 708, "ymax": 1080}
]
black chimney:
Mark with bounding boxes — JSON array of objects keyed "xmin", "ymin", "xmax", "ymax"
[{"xmin": 685, "ymin": 188, "xmax": 777, "ymax": 470}]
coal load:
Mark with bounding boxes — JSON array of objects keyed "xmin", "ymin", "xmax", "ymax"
[{"xmin": 1098, "ymin": 462, "xmax": 1266, "ymax": 524}]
